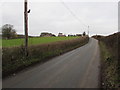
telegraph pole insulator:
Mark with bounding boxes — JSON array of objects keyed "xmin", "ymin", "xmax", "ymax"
[{"xmin": 24, "ymin": 0, "xmax": 28, "ymax": 56}]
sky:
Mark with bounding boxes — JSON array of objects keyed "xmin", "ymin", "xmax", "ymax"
[{"xmin": 0, "ymin": 0, "xmax": 119, "ymax": 36}]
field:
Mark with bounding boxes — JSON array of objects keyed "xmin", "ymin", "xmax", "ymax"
[{"xmin": 2, "ymin": 37, "xmax": 79, "ymax": 47}]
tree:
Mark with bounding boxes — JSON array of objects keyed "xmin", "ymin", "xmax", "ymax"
[
  {"xmin": 83, "ymin": 31, "xmax": 86, "ymax": 36},
  {"xmin": 2, "ymin": 24, "xmax": 17, "ymax": 39}
]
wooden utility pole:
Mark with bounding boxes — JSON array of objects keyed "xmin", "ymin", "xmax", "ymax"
[
  {"xmin": 88, "ymin": 26, "xmax": 89, "ymax": 37},
  {"xmin": 24, "ymin": 0, "xmax": 28, "ymax": 56}
]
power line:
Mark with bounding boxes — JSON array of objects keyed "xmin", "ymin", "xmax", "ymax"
[{"xmin": 60, "ymin": 0, "xmax": 88, "ymax": 28}]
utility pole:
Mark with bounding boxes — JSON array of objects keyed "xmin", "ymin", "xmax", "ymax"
[
  {"xmin": 88, "ymin": 26, "xmax": 89, "ymax": 37},
  {"xmin": 24, "ymin": 0, "xmax": 28, "ymax": 56}
]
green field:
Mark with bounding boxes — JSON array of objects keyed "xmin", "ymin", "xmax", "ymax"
[{"xmin": 2, "ymin": 37, "xmax": 79, "ymax": 47}]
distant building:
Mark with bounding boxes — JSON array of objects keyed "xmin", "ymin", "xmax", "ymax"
[
  {"xmin": 68, "ymin": 34, "xmax": 75, "ymax": 37},
  {"xmin": 76, "ymin": 34, "xmax": 82, "ymax": 36},
  {"xmin": 40, "ymin": 32, "xmax": 56, "ymax": 37},
  {"xmin": 58, "ymin": 33, "xmax": 66, "ymax": 37}
]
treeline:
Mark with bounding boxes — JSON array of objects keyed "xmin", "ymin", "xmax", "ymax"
[
  {"xmin": 1, "ymin": 24, "xmax": 88, "ymax": 39},
  {"xmin": 1, "ymin": 24, "xmax": 34, "ymax": 39}
]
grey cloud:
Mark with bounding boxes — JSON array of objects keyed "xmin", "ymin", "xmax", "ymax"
[{"xmin": 1, "ymin": 1, "xmax": 118, "ymax": 36}]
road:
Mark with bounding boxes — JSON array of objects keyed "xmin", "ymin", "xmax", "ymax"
[{"xmin": 3, "ymin": 38, "xmax": 100, "ymax": 88}]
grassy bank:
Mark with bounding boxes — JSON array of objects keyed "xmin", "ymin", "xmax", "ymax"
[
  {"xmin": 99, "ymin": 42, "xmax": 118, "ymax": 88},
  {"xmin": 2, "ymin": 37, "xmax": 79, "ymax": 47},
  {"xmin": 2, "ymin": 36, "xmax": 89, "ymax": 78},
  {"xmin": 93, "ymin": 32, "xmax": 120, "ymax": 88}
]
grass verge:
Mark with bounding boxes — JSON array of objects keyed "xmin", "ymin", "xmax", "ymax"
[{"xmin": 99, "ymin": 41, "xmax": 118, "ymax": 88}]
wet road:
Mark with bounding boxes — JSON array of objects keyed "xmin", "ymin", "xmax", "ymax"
[{"xmin": 3, "ymin": 38, "xmax": 100, "ymax": 88}]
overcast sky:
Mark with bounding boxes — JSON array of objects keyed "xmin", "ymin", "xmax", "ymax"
[{"xmin": 1, "ymin": 0, "xmax": 119, "ymax": 36}]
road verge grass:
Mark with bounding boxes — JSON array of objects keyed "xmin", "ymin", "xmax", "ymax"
[{"xmin": 99, "ymin": 41, "xmax": 118, "ymax": 88}]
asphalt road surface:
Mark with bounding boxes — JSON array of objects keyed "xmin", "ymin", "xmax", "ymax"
[{"xmin": 3, "ymin": 38, "xmax": 100, "ymax": 88}]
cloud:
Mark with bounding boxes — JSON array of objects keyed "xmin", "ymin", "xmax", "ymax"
[{"xmin": 1, "ymin": 1, "xmax": 118, "ymax": 36}]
